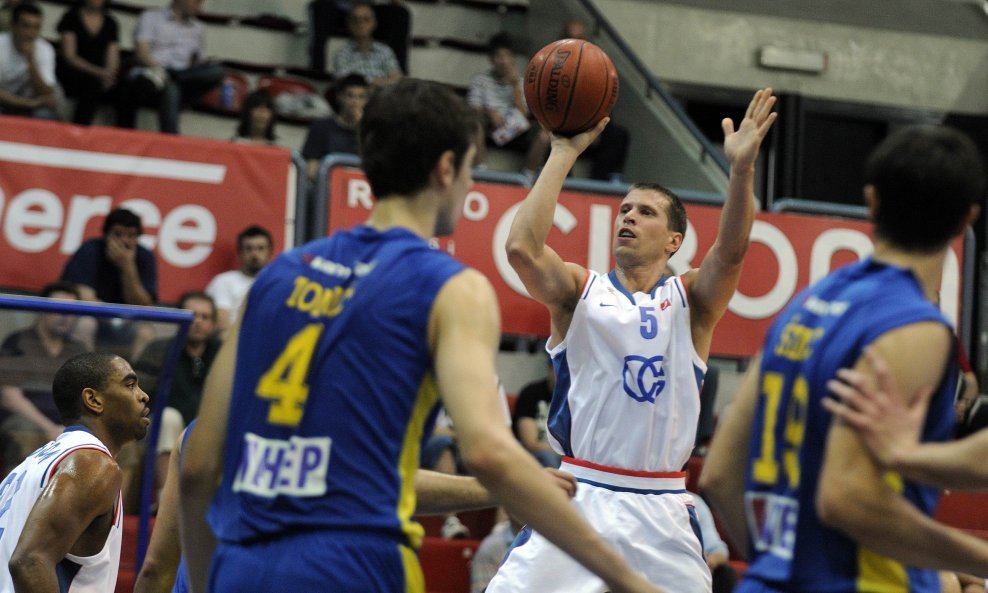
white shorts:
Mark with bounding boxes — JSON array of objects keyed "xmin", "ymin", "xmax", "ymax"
[{"xmin": 486, "ymin": 458, "xmax": 711, "ymax": 593}]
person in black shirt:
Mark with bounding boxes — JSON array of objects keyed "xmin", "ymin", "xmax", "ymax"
[
  {"xmin": 512, "ymin": 354, "xmax": 560, "ymax": 468},
  {"xmin": 301, "ymin": 73, "xmax": 368, "ymax": 181},
  {"xmin": 56, "ymin": 0, "xmax": 119, "ymax": 124}
]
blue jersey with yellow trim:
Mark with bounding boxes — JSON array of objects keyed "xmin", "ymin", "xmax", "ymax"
[
  {"xmin": 208, "ymin": 225, "xmax": 465, "ymax": 549},
  {"xmin": 740, "ymin": 258, "xmax": 956, "ymax": 593}
]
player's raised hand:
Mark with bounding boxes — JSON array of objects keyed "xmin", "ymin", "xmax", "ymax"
[
  {"xmin": 549, "ymin": 117, "xmax": 609, "ymax": 158},
  {"xmin": 823, "ymin": 346, "xmax": 933, "ymax": 468},
  {"xmin": 722, "ymin": 88, "xmax": 777, "ymax": 172}
]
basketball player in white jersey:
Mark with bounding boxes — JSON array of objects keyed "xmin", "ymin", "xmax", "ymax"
[
  {"xmin": 487, "ymin": 88, "xmax": 777, "ymax": 593},
  {"xmin": 0, "ymin": 352, "xmax": 150, "ymax": 593}
]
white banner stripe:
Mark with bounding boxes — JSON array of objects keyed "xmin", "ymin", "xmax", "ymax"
[{"xmin": 0, "ymin": 141, "xmax": 227, "ymax": 184}]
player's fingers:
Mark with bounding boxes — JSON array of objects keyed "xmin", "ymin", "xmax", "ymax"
[
  {"xmin": 758, "ymin": 112, "xmax": 778, "ymax": 135},
  {"xmin": 545, "ymin": 467, "xmax": 578, "ymax": 498},
  {"xmin": 744, "ymin": 88, "xmax": 763, "ymax": 120},
  {"xmin": 822, "ymin": 396, "xmax": 868, "ymax": 428},
  {"xmin": 753, "ymin": 88, "xmax": 775, "ymax": 121},
  {"xmin": 721, "ymin": 117, "xmax": 735, "ymax": 138},
  {"xmin": 826, "ymin": 378, "xmax": 878, "ymax": 416}
]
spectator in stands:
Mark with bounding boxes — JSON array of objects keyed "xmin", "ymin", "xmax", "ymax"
[
  {"xmin": 55, "ymin": 0, "xmax": 120, "ymax": 125},
  {"xmin": 231, "ymin": 89, "xmax": 278, "ymax": 146},
  {"xmin": 301, "ymin": 73, "xmax": 368, "ymax": 180},
  {"xmin": 61, "ymin": 208, "xmax": 157, "ymax": 307},
  {"xmin": 0, "ymin": 282, "xmax": 87, "ymax": 474},
  {"xmin": 558, "ymin": 18, "xmax": 630, "ymax": 181},
  {"xmin": 60, "ymin": 207, "xmax": 157, "ymax": 358},
  {"xmin": 117, "ymin": 0, "xmax": 224, "ymax": 134},
  {"xmin": 331, "ymin": 2, "xmax": 402, "ymax": 88},
  {"xmin": 205, "ymin": 225, "xmax": 273, "ymax": 333},
  {"xmin": 689, "ymin": 492, "xmax": 738, "ymax": 593},
  {"xmin": 0, "ymin": 2, "xmax": 59, "ymax": 120},
  {"xmin": 0, "ymin": 0, "xmax": 21, "ymax": 32},
  {"xmin": 308, "ymin": 0, "xmax": 409, "ymax": 74},
  {"xmin": 134, "ymin": 291, "xmax": 220, "ymax": 493},
  {"xmin": 512, "ymin": 354, "xmax": 561, "ymax": 468},
  {"xmin": 467, "ymin": 32, "xmax": 550, "ymax": 180}
]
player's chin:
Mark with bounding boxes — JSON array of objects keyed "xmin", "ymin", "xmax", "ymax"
[{"xmin": 136, "ymin": 418, "xmax": 151, "ymax": 440}]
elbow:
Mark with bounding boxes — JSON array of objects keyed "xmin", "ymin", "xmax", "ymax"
[
  {"xmin": 460, "ymin": 438, "xmax": 514, "ymax": 487},
  {"xmin": 816, "ymin": 481, "xmax": 867, "ymax": 536},
  {"xmin": 9, "ymin": 551, "xmax": 44, "ymax": 584},
  {"xmin": 505, "ymin": 240, "xmax": 537, "ymax": 273}
]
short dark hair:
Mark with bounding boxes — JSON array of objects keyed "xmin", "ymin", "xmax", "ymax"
[
  {"xmin": 40, "ymin": 281, "xmax": 81, "ymax": 299},
  {"xmin": 866, "ymin": 125, "xmax": 987, "ymax": 253},
  {"xmin": 237, "ymin": 225, "xmax": 272, "ymax": 250},
  {"xmin": 178, "ymin": 290, "xmax": 216, "ymax": 319},
  {"xmin": 102, "ymin": 208, "xmax": 142, "ymax": 236},
  {"xmin": 336, "ymin": 73, "xmax": 368, "ymax": 96},
  {"xmin": 12, "ymin": 2, "xmax": 42, "ymax": 24},
  {"xmin": 236, "ymin": 89, "xmax": 277, "ymax": 141},
  {"xmin": 360, "ymin": 79, "xmax": 476, "ymax": 199},
  {"xmin": 52, "ymin": 352, "xmax": 119, "ymax": 424},
  {"xmin": 488, "ymin": 32, "xmax": 513, "ymax": 55},
  {"xmin": 629, "ymin": 182, "xmax": 688, "ymax": 235}
]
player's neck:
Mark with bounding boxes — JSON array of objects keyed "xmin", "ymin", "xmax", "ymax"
[
  {"xmin": 872, "ymin": 242, "xmax": 947, "ymax": 302},
  {"xmin": 366, "ymin": 195, "xmax": 438, "ymax": 240},
  {"xmin": 613, "ymin": 263, "xmax": 665, "ymax": 294}
]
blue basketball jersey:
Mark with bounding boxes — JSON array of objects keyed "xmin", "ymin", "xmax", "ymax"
[
  {"xmin": 741, "ymin": 258, "xmax": 956, "ymax": 593},
  {"xmin": 208, "ymin": 225, "xmax": 465, "ymax": 549}
]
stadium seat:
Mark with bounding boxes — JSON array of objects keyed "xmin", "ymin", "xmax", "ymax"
[
  {"xmin": 935, "ymin": 491, "xmax": 988, "ymax": 530},
  {"xmin": 257, "ymin": 75, "xmax": 329, "ymax": 123},
  {"xmin": 419, "ymin": 536, "xmax": 479, "ymax": 593}
]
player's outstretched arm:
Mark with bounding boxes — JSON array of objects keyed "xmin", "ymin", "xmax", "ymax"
[
  {"xmin": 504, "ymin": 119, "xmax": 608, "ymax": 310},
  {"xmin": 825, "ymin": 347, "xmax": 988, "ymax": 490},
  {"xmin": 9, "ymin": 451, "xmax": 121, "ymax": 593},
  {"xmin": 134, "ymin": 430, "xmax": 186, "ymax": 593},
  {"xmin": 818, "ymin": 325, "xmax": 988, "ymax": 576},
  {"xmin": 415, "ymin": 468, "xmax": 576, "ymax": 515},
  {"xmin": 431, "ymin": 269, "xmax": 666, "ymax": 593},
  {"xmin": 180, "ymin": 314, "xmax": 241, "ymax": 593},
  {"xmin": 688, "ymin": 89, "xmax": 776, "ymax": 353},
  {"xmin": 699, "ymin": 353, "xmax": 762, "ymax": 560}
]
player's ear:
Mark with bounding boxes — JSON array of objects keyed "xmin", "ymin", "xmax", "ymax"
[
  {"xmin": 666, "ymin": 231, "xmax": 684, "ymax": 255},
  {"xmin": 433, "ymin": 149, "xmax": 456, "ymax": 189},
  {"xmin": 81, "ymin": 387, "xmax": 103, "ymax": 415}
]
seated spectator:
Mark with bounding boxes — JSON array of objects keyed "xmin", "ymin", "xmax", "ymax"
[
  {"xmin": 512, "ymin": 354, "xmax": 560, "ymax": 468},
  {"xmin": 689, "ymin": 492, "xmax": 737, "ymax": 593},
  {"xmin": 231, "ymin": 89, "xmax": 278, "ymax": 146},
  {"xmin": 0, "ymin": 2, "xmax": 59, "ymax": 120},
  {"xmin": 117, "ymin": 0, "xmax": 223, "ymax": 134},
  {"xmin": 467, "ymin": 32, "xmax": 549, "ymax": 179},
  {"xmin": 557, "ymin": 18, "xmax": 630, "ymax": 181},
  {"xmin": 0, "ymin": 282, "xmax": 88, "ymax": 474},
  {"xmin": 301, "ymin": 73, "xmax": 368, "ymax": 180},
  {"xmin": 134, "ymin": 291, "xmax": 220, "ymax": 493},
  {"xmin": 60, "ymin": 207, "xmax": 158, "ymax": 357},
  {"xmin": 332, "ymin": 2, "xmax": 401, "ymax": 88},
  {"xmin": 308, "ymin": 0, "xmax": 409, "ymax": 74},
  {"xmin": 0, "ymin": 0, "xmax": 21, "ymax": 32},
  {"xmin": 61, "ymin": 207, "xmax": 157, "ymax": 306},
  {"xmin": 55, "ymin": 0, "xmax": 120, "ymax": 125},
  {"xmin": 205, "ymin": 225, "xmax": 273, "ymax": 333}
]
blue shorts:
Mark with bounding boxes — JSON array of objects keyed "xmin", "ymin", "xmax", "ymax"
[{"xmin": 210, "ymin": 531, "xmax": 424, "ymax": 593}]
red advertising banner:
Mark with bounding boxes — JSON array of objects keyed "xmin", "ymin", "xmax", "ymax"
[
  {"xmin": 327, "ymin": 164, "xmax": 967, "ymax": 358},
  {"xmin": 0, "ymin": 116, "xmax": 295, "ymax": 303}
]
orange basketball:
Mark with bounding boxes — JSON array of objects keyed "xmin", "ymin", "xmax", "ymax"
[{"xmin": 524, "ymin": 39, "xmax": 619, "ymax": 135}]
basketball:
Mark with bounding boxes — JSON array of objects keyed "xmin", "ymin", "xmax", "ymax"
[{"xmin": 524, "ymin": 39, "xmax": 619, "ymax": 135}]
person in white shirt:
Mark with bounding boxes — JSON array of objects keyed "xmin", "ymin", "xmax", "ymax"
[
  {"xmin": 205, "ymin": 225, "xmax": 273, "ymax": 333},
  {"xmin": 0, "ymin": 1, "xmax": 58, "ymax": 119}
]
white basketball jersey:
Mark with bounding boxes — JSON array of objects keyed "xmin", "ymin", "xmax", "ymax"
[
  {"xmin": 0, "ymin": 428, "xmax": 122, "ymax": 593},
  {"xmin": 547, "ymin": 271, "xmax": 705, "ymax": 472}
]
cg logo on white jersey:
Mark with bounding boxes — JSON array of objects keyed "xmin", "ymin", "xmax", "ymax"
[{"xmin": 622, "ymin": 355, "xmax": 665, "ymax": 403}]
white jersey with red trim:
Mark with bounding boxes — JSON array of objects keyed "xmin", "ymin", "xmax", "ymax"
[
  {"xmin": 0, "ymin": 427, "xmax": 122, "ymax": 593},
  {"xmin": 547, "ymin": 270, "xmax": 705, "ymax": 472}
]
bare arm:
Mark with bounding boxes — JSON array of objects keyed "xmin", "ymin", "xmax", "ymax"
[
  {"xmin": 826, "ymin": 348, "xmax": 988, "ymax": 490},
  {"xmin": 415, "ymin": 468, "xmax": 575, "ymax": 515},
  {"xmin": 9, "ymin": 451, "xmax": 121, "ymax": 593},
  {"xmin": 817, "ymin": 326, "xmax": 988, "ymax": 575},
  {"xmin": 432, "ymin": 270, "xmax": 664, "ymax": 593},
  {"xmin": 134, "ymin": 432, "xmax": 185, "ymax": 593},
  {"xmin": 0, "ymin": 88, "xmax": 43, "ymax": 109},
  {"xmin": 699, "ymin": 353, "xmax": 761, "ymax": 559},
  {"xmin": 515, "ymin": 417, "xmax": 555, "ymax": 454},
  {"xmin": 180, "ymin": 315, "xmax": 240, "ymax": 593},
  {"xmin": 135, "ymin": 40, "xmax": 158, "ymax": 68},
  {"xmin": 504, "ymin": 120, "xmax": 608, "ymax": 318},
  {"xmin": 686, "ymin": 89, "xmax": 776, "ymax": 358}
]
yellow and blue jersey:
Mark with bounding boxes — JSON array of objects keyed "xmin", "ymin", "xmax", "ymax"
[
  {"xmin": 740, "ymin": 258, "xmax": 956, "ymax": 593},
  {"xmin": 208, "ymin": 225, "xmax": 464, "ymax": 550}
]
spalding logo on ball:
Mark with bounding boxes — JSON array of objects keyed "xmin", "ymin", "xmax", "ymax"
[{"xmin": 524, "ymin": 39, "xmax": 619, "ymax": 135}]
